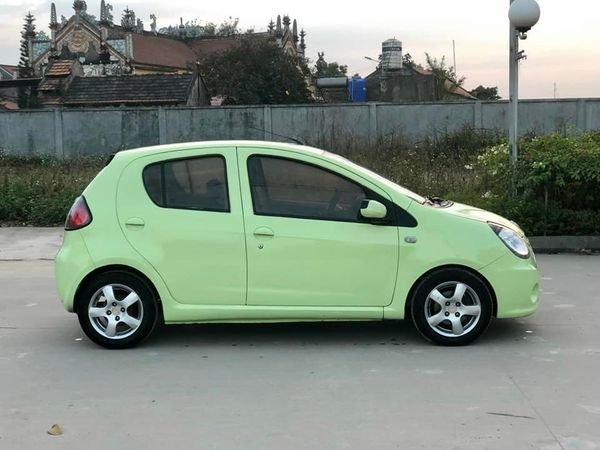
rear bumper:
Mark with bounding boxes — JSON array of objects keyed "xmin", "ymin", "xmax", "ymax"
[
  {"xmin": 55, "ymin": 231, "xmax": 94, "ymax": 312},
  {"xmin": 480, "ymin": 252, "xmax": 539, "ymax": 318}
]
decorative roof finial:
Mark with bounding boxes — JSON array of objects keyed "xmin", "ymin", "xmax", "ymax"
[
  {"xmin": 100, "ymin": 0, "xmax": 107, "ymax": 23},
  {"xmin": 178, "ymin": 17, "xmax": 185, "ymax": 38},
  {"xmin": 300, "ymin": 29, "xmax": 306, "ymax": 54},
  {"xmin": 150, "ymin": 14, "xmax": 157, "ymax": 34},
  {"xmin": 73, "ymin": 1, "xmax": 86, "ymax": 15},
  {"xmin": 292, "ymin": 19, "xmax": 298, "ymax": 42},
  {"xmin": 105, "ymin": 3, "xmax": 113, "ymax": 24},
  {"xmin": 268, "ymin": 19, "xmax": 275, "ymax": 34},
  {"xmin": 276, "ymin": 15, "xmax": 282, "ymax": 34},
  {"xmin": 50, "ymin": 3, "xmax": 58, "ymax": 29},
  {"xmin": 283, "ymin": 15, "xmax": 291, "ymax": 29},
  {"xmin": 121, "ymin": 7, "xmax": 135, "ymax": 30}
]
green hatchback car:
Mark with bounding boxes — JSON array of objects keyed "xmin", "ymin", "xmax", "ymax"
[{"xmin": 55, "ymin": 141, "xmax": 539, "ymax": 349}]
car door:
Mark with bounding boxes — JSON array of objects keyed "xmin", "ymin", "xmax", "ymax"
[
  {"xmin": 237, "ymin": 147, "xmax": 399, "ymax": 307},
  {"xmin": 116, "ymin": 147, "xmax": 246, "ymax": 305}
]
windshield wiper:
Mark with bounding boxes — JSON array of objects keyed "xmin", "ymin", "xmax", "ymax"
[{"xmin": 426, "ymin": 196, "xmax": 454, "ymax": 208}]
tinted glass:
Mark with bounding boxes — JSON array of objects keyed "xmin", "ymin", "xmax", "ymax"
[
  {"xmin": 248, "ymin": 156, "xmax": 367, "ymax": 222},
  {"xmin": 143, "ymin": 156, "xmax": 229, "ymax": 212}
]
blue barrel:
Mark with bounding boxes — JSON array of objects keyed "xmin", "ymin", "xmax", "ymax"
[{"xmin": 348, "ymin": 76, "xmax": 367, "ymax": 102}]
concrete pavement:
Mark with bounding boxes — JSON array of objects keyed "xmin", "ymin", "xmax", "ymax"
[
  {"xmin": 0, "ymin": 229, "xmax": 599, "ymax": 449},
  {"xmin": 0, "ymin": 227, "xmax": 63, "ymax": 261}
]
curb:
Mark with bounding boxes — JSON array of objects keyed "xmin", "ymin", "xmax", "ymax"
[{"xmin": 529, "ymin": 236, "xmax": 600, "ymax": 254}]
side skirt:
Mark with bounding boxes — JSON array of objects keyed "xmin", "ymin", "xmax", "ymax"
[{"xmin": 163, "ymin": 305, "xmax": 384, "ymax": 324}]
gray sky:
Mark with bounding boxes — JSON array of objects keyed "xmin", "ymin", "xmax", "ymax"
[{"xmin": 2, "ymin": 0, "xmax": 599, "ymax": 99}]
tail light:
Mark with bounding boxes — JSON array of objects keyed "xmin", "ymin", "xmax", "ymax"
[{"xmin": 65, "ymin": 196, "xmax": 92, "ymax": 231}]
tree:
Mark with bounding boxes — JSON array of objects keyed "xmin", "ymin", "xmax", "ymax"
[
  {"xmin": 37, "ymin": 30, "xmax": 50, "ymax": 41},
  {"xmin": 402, "ymin": 52, "xmax": 415, "ymax": 68},
  {"xmin": 470, "ymin": 85, "xmax": 501, "ymax": 100},
  {"xmin": 159, "ymin": 17, "xmax": 241, "ymax": 38},
  {"xmin": 425, "ymin": 53, "xmax": 466, "ymax": 101},
  {"xmin": 17, "ymin": 12, "xmax": 37, "ymax": 108},
  {"xmin": 216, "ymin": 17, "xmax": 240, "ymax": 37},
  {"xmin": 18, "ymin": 12, "xmax": 35, "ymax": 79},
  {"xmin": 313, "ymin": 52, "xmax": 347, "ymax": 78},
  {"xmin": 201, "ymin": 35, "xmax": 311, "ymax": 105}
]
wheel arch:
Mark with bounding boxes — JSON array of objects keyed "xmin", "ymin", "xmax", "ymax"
[
  {"xmin": 403, "ymin": 264, "xmax": 498, "ymax": 319},
  {"xmin": 74, "ymin": 265, "xmax": 162, "ymax": 315}
]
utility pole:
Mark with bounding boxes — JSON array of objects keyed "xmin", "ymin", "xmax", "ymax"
[{"xmin": 508, "ymin": 0, "xmax": 519, "ymax": 165}]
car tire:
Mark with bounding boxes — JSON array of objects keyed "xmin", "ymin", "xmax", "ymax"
[
  {"xmin": 76, "ymin": 271, "xmax": 159, "ymax": 349},
  {"xmin": 410, "ymin": 268, "xmax": 493, "ymax": 346}
]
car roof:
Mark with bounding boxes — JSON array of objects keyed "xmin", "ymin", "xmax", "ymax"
[{"xmin": 113, "ymin": 140, "xmax": 328, "ymax": 161}]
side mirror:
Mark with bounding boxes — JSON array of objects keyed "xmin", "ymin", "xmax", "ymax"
[{"xmin": 360, "ymin": 199, "xmax": 387, "ymax": 220}]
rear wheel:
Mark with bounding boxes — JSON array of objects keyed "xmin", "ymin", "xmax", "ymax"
[
  {"xmin": 410, "ymin": 269, "xmax": 493, "ymax": 346},
  {"xmin": 77, "ymin": 272, "xmax": 158, "ymax": 349}
]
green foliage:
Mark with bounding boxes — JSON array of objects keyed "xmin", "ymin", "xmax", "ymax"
[
  {"xmin": 36, "ymin": 30, "xmax": 50, "ymax": 41},
  {"xmin": 0, "ymin": 152, "xmax": 103, "ymax": 226},
  {"xmin": 425, "ymin": 53, "xmax": 465, "ymax": 101},
  {"xmin": 2, "ymin": 131, "xmax": 599, "ymax": 236},
  {"xmin": 18, "ymin": 12, "xmax": 37, "ymax": 108},
  {"xmin": 202, "ymin": 35, "xmax": 312, "ymax": 105},
  {"xmin": 473, "ymin": 132, "xmax": 600, "ymax": 235},
  {"xmin": 338, "ymin": 127, "xmax": 503, "ymax": 198},
  {"xmin": 159, "ymin": 17, "xmax": 241, "ymax": 38},
  {"xmin": 402, "ymin": 53, "xmax": 415, "ymax": 68},
  {"xmin": 470, "ymin": 85, "xmax": 501, "ymax": 100},
  {"xmin": 313, "ymin": 52, "xmax": 348, "ymax": 78}
]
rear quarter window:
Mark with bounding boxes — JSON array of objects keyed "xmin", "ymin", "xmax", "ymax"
[{"xmin": 142, "ymin": 155, "xmax": 229, "ymax": 212}]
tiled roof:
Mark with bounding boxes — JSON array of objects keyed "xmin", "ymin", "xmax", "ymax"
[
  {"xmin": 38, "ymin": 78, "xmax": 63, "ymax": 92},
  {"xmin": 186, "ymin": 37, "xmax": 241, "ymax": 61},
  {"xmin": 46, "ymin": 60, "xmax": 75, "ymax": 76},
  {"xmin": 445, "ymin": 81, "xmax": 477, "ymax": 100},
  {"xmin": 132, "ymin": 34, "xmax": 198, "ymax": 69},
  {"xmin": 0, "ymin": 99, "xmax": 18, "ymax": 110},
  {"xmin": 366, "ymin": 66, "xmax": 476, "ymax": 100},
  {"xmin": 63, "ymin": 73, "xmax": 195, "ymax": 105},
  {"xmin": 0, "ymin": 64, "xmax": 17, "ymax": 73},
  {"xmin": 0, "ymin": 64, "xmax": 17, "ymax": 79},
  {"xmin": 412, "ymin": 66, "xmax": 476, "ymax": 99}
]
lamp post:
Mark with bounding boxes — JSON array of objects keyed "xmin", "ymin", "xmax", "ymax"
[{"xmin": 508, "ymin": 0, "xmax": 540, "ymax": 165}]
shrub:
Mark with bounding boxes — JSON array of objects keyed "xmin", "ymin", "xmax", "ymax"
[
  {"xmin": 473, "ymin": 132, "xmax": 600, "ymax": 235},
  {"xmin": 1, "ymin": 129, "xmax": 599, "ymax": 235},
  {"xmin": 0, "ymin": 151, "xmax": 104, "ymax": 226}
]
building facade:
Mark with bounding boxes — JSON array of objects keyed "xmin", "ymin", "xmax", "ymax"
[
  {"xmin": 28, "ymin": 2, "xmax": 305, "ymax": 76},
  {"xmin": 18, "ymin": 1, "xmax": 306, "ymax": 107}
]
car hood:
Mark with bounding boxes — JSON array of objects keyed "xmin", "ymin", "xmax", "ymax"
[{"xmin": 441, "ymin": 202, "xmax": 526, "ymax": 236}]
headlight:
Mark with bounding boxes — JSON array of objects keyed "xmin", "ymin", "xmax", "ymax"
[{"xmin": 489, "ymin": 223, "xmax": 530, "ymax": 258}]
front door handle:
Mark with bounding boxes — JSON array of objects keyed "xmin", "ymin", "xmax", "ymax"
[
  {"xmin": 125, "ymin": 217, "xmax": 145, "ymax": 227},
  {"xmin": 253, "ymin": 227, "xmax": 274, "ymax": 237}
]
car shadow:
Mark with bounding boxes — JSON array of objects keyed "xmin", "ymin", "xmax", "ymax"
[{"xmin": 147, "ymin": 318, "xmax": 533, "ymax": 349}]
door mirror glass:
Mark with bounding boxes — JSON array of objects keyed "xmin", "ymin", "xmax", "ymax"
[{"xmin": 360, "ymin": 200, "xmax": 387, "ymax": 220}]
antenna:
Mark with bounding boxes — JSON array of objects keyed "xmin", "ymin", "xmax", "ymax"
[{"xmin": 248, "ymin": 126, "xmax": 305, "ymax": 145}]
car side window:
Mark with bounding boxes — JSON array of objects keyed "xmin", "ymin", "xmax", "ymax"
[
  {"xmin": 247, "ymin": 155, "xmax": 372, "ymax": 222},
  {"xmin": 143, "ymin": 155, "xmax": 229, "ymax": 212}
]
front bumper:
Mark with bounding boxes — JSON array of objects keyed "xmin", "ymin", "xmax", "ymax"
[
  {"xmin": 480, "ymin": 252, "xmax": 539, "ymax": 318},
  {"xmin": 55, "ymin": 231, "xmax": 94, "ymax": 312}
]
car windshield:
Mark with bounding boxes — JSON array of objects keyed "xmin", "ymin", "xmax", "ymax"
[{"xmin": 326, "ymin": 152, "xmax": 427, "ymax": 204}]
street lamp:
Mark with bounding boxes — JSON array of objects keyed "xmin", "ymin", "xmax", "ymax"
[{"xmin": 508, "ymin": 0, "xmax": 540, "ymax": 164}]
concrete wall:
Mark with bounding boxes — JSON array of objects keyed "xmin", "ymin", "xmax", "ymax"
[{"xmin": 1, "ymin": 98, "xmax": 599, "ymax": 156}]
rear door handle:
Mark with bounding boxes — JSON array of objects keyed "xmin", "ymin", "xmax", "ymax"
[
  {"xmin": 253, "ymin": 227, "xmax": 274, "ymax": 237},
  {"xmin": 125, "ymin": 217, "xmax": 145, "ymax": 227}
]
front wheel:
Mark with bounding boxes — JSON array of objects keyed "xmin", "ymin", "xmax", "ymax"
[
  {"xmin": 77, "ymin": 272, "xmax": 159, "ymax": 349},
  {"xmin": 410, "ymin": 269, "xmax": 493, "ymax": 346}
]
